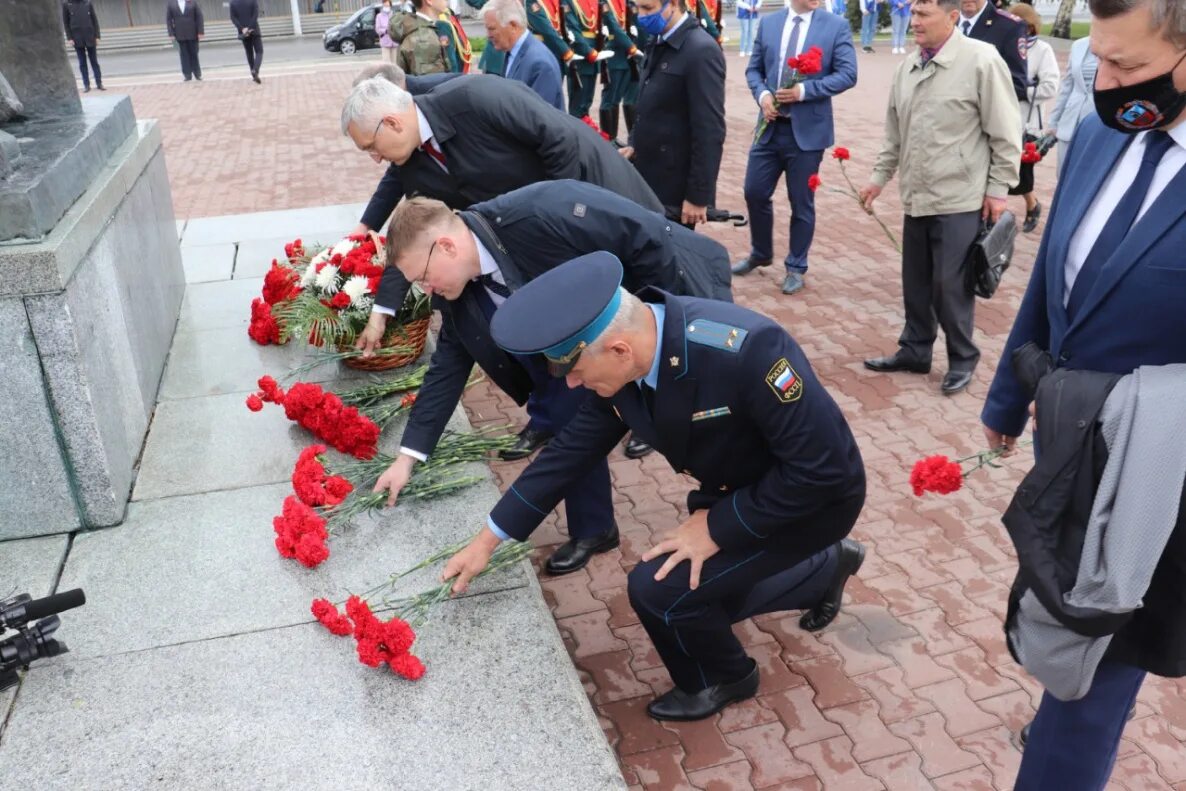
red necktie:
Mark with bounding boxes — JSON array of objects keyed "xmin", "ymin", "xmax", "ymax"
[{"xmin": 420, "ymin": 141, "xmax": 448, "ymax": 172}]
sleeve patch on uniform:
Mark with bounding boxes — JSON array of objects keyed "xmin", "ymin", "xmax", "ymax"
[
  {"xmin": 765, "ymin": 358, "xmax": 803, "ymax": 403},
  {"xmin": 686, "ymin": 319, "xmax": 748, "ymax": 352}
]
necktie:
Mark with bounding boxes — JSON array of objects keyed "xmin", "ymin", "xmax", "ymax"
[
  {"xmin": 961, "ymin": 20, "xmax": 971, "ymax": 36},
  {"xmin": 420, "ymin": 141, "xmax": 448, "ymax": 171},
  {"xmin": 778, "ymin": 16, "xmax": 803, "ymax": 86},
  {"xmin": 479, "ymin": 273, "xmax": 511, "ymax": 300},
  {"xmin": 1066, "ymin": 130, "xmax": 1176, "ymax": 319}
]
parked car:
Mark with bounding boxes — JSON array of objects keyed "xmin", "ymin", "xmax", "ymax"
[{"xmin": 323, "ymin": 4, "xmax": 382, "ymax": 55}]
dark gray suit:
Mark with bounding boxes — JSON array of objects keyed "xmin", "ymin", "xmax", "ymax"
[
  {"xmin": 166, "ymin": 0, "xmax": 204, "ymax": 80},
  {"xmin": 229, "ymin": 0, "xmax": 263, "ymax": 77}
]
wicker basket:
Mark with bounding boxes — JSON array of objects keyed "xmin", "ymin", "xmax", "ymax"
[{"xmin": 341, "ymin": 317, "xmax": 431, "ymax": 372}]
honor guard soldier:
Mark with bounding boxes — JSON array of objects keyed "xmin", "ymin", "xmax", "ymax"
[
  {"xmin": 599, "ymin": 0, "xmax": 642, "ymax": 143},
  {"xmin": 695, "ymin": 0, "xmax": 724, "ymax": 45},
  {"xmin": 465, "ymin": 0, "xmax": 507, "ymax": 74},
  {"xmin": 621, "ymin": 0, "xmax": 648, "ymax": 136},
  {"xmin": 442, "ymin": 252, "xmax": 868, "ymax": 721},
  {"xmin": 439, "ymin": 5, "xmax": 473, "ymax": 73},
  {"xmin": 528, "ymin": 0, "xmax": 577, "ymax": 71},
  {"xmin": 563, "ymin": 0, "xmax": 614, "ymax": 117},
  {"xmin": 959, "ymin": 0, "xmax": 1029, "ymax": 102}
]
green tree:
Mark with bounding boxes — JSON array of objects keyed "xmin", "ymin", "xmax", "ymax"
[{"xmin": 1050, "ymin": 0, "xmax": 1078, "ymax": 38}]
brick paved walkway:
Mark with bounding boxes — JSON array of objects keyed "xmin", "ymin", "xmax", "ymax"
[{"xmin": 111, "ymin": 49, "xmax": 1186, "ymax": 790}]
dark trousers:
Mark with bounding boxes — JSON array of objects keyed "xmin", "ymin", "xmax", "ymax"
[
  {"xmin": 74, "ymin": 45, "xmax": 101, "ymax": 88},
  {"xmin": 177, "ymin": 38, "xmax": 202, "ymax": 80},
  {"xmin": 1015, "ymin": 661, "xmax": 1146, "ymax": 790},
  {"xmin": 241, "ymin": 33, "xmax": 263, "ymax": 74},
  {"xmin": 898, "ymin": 211, "xmax": 981, "ymax": 372},
  {"xmin": 628, "ymin": 492, "xmax": 863, "ymax": 692},
  {"xmin": 743, "ymin": 119, "xmax": 824, "ymax": 273},
  {"xmin": 599, "ymin": 65, "xmax": 631, "ymax": 112},
  {"xmin": 566, "ymin": 65, "xmax": 597, "ymax": 118}
]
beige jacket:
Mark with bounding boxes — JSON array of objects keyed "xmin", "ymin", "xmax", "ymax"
[{"xmin": 870, "ymin": 30, "xmax": 1022, "ymax": 218}]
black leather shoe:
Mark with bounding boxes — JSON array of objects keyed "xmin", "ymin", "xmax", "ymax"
[
  {"xmin": 647, "ymin": 660, "xmax": 760, "ymax": 721},
  {"xmin": 781, "ymin": 272, "xmax": 805, "ymax": 295},
  {"xmin": 800, "ymin": 539, "xmax": 865, "ymax": 632},
  {"xmin": 732, "ymin": 257, "xmax": 773, "ymax": 276},
  {"xmin": 96, "ymin": 83, "xmax": 106, "ymax": 91},
  {"xmin": 499, "ymin": 428, "xmax": 553, "ymax": 461},
  {"xmin": 252, "ymin": 71, "xmax": 261, "ymax": 84},
  {"xmin": 83, "ymin": 85, "xmax": 91, "ymax": 92},
  {"xmin": 1023, "ymin": 201, "xmax": 1042, "ymax": 233},
  {"xmin": 624, "ymin": 436, "xmax": 654, "ymax": 459},
  {"xmin": 941, "ymin": 370, "xmax": 973, "ymax": 395},
  {"xmin": 544, "ymin": 524, "xmax": 620, "ymax": 575},
  {"xmin": 863, "ymin": 353, "xmax": 931, "ymax": 374}
]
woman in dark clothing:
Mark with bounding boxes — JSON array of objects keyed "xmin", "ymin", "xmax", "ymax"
[{"xmin": 62, "ymin": 0, "xmax": 104, "ymax": 92}]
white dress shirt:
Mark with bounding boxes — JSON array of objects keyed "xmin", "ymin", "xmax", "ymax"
[
  {"xmin": 958, "ymin": 1, "xmax": 988, "ymax": 36},
  {"xmin": 179, "ymin": 0, "xmax": 187, "ymax": 13},
  {"xmin": 759, "ymin": 9, "xmax": 815, "ymax": 106},
  {"xmin": 415, "ymin": 105, "xmax": 448, "ymax": 172},
  {"xmin": 1063, "ymin": 125, "xmax": 1186, "ymax": 304},
  {"xmin": 398, "ymin": 233, "xmax": 506, "ymax": 463}
]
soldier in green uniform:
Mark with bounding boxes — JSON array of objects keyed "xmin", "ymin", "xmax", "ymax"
[
  {"xmin": 393, "ymin": 0, "xmax": 451, "ymax": 75},
  {"xmin": 562, "ymin": 0, "xmax": 612, "ymax": 118},
  {"xmin": 621, "ymin": 0, "xmax": 648, "ymax": 136},
  {"xmin": 438, "ymin": 6, "xmax": 474, "ymax": 73},
  {"xmin": 528, "ymin": 0, "xmax": 575, "ymax": 71},
  {"xmin": 598, "ymin": 0, "xmax": 641, "ymax": 145},
  {"xmin": 695, "ymin": 0, "xmax": 723, "ymax": 45}
]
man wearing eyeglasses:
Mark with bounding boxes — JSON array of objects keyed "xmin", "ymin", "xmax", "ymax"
[{"xmin": 370, "ymin": 181, "xmax": 731, "ymax": 575}]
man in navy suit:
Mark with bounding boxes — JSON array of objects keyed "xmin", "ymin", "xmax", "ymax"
[
  {"xmin": 732, "ymin": 0, "xmax": 857, "ymax": 296},
  {"xmin": 982, "ymin": 0, "xmax": 1186, "ymax": 786},
  {"xmin": 481, "ymin": 0, "xmax": 565, "ymax": 110}
]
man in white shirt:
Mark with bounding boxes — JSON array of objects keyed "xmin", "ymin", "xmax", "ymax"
[{"xmin": 981, "ymin": 0, "xmax": 1186, "ymax": 787}]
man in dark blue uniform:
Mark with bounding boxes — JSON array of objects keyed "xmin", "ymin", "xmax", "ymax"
[
  {"xmin": 442, "ymin": 252, "xmax": 867, "ymax": 720},
  {"xmin": 959, "ymin": 0, "xmax": 1029, "ymax": 102},
  {"xmin": 371, "ymin": 183, "xmax": 731, "ymax": 576}
]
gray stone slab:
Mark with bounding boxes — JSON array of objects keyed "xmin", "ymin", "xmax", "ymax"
[
  {"xmin": 177, "ymin": 277, "xmax": 262, "ymax": 332},
  {"xmin": 0, "ymin": 534, "xmax": 70, "ymax": 600},
  {"xmin": 0, "ymin": 299, "xmax": 80, "ymax": 539},
  {"xmin": 0, "ymin": 588, "xmax": 624, "ymax": 791},
  {"xmin": 233, "ymin": 236, "xmax": 299, "ymax": 280},
  {"xmin": 181, "ymin": 243, "xmax": 235, "ymax": 284},
  {"xmin": 58, "ymin": 478, "xmax": 523, "ymax": 660},
  {"xmin": 181, "ymin": 203, "xmax": 366, "ymax": 248}
]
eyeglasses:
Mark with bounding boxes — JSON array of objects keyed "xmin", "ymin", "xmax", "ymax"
[
  {"xmin": 362, "ymin": 117, "xmax": 385, "ymax": 154},
  {"xmin": 413, "ymin": 240, "xmax": 437, "ymax": 285}
]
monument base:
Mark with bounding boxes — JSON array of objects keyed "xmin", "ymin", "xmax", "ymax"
[{"xmin": 0, "ymin": 111, "xmax": 184, "ymax": 539}]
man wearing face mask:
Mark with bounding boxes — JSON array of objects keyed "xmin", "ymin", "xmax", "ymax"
[
  {"xmin": 981, "ymin": 1, "xmax": 1186, "ymax": 787},
  {"xmin": 617, "ymin": 0, "xmax": 726, "ymax": 228}
]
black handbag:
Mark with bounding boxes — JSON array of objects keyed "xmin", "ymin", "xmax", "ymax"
[{"xmin": 965, "ymin": 211, "xmax": 1017, "ymax": 299}]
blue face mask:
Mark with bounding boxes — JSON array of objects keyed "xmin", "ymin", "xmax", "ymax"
[{"xmin": 637, "ymin": 2, "xmax": 670, "ymax": 36}]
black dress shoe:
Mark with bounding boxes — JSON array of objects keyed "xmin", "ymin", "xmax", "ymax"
[
  {"xmin": 781, "ymin": 272, "xmax": 805, "ymax": 295},
  {"xmin": 647, "ymin": 660, "xmax": 759, "ymax": 721},
  {"xmin": 96, "ymin": 83, "xmax": 106, "ymax": 91},
  {"xmin": 83, "ymin": 85, "xmax": 92, "ymax": 92},
  {"xmin": 499, "ymin": 428, "xmax": 553, "ymax": 461},
  {"xmin": 252, "ymin": 71, "xmax": 261, "ymax": 84},
  {"xmin": 545, "ymin": 524, "xmax": 619, "ymax": 575},
  {"xmin": 624, "ymin": 436, "xmax": 654, "ymax": 459},
  {"xmin": 800, "ymin": 539, "xmax": 865, "ymax": 632},
  {"xmin": 941, "ymin": 370, "xmax": 973, "ymax": 395},
  {"xmin": 732, "ymin": 257, "xmax": 773, "ymax": 276},
  {"xmin": 1023, "ymin": 201, "xmax": 1042, "ymax": 233},
  {"xmin": 863, "ymin": 353, "xmax": 931, "ymax": 374}
]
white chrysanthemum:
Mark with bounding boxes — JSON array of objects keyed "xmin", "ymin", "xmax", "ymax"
[
  {"xmin": 314, "ymin": 264, "xmax": 340, "ymax": 293},
  {"xmin": 331, "ymin": 238, "xmax": 358, "ymax": 259},
  {"xmin": 342, "ymin": 275, "xmax": 371, "ymax": 307},
  {"xmin": 310, "ymin": 249, "xmax": 331, "ymax": 266},
  {"xmin": 299, "ymin": 263, "xmax": 318, "ymax": 288}
]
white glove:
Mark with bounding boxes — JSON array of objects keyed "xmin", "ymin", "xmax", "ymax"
[{"xmin": 595, "ymin": 49, "xmax": 615, "ymax": 61}]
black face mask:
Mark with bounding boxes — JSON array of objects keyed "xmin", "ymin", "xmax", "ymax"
[{"xmin": 1094, "ymin": 51, "xmax": 1186, "ymax": 133}]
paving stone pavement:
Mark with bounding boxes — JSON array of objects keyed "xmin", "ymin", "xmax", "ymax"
[{"xmin": 114, "ymin": 46, "xmax": 1186, "ymax": 790}]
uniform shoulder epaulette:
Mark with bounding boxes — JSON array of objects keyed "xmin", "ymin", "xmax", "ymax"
[{"xmin": 686, "ymin": 319, "xmax": 748, "ymax": 352}]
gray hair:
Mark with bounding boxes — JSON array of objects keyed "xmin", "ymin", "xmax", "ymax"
[
  {"xmin": 587, "ymin": 288, "xmax": 645, "ymax": 355},
  {"xmin": 480, "ymin": 0, "xmax": 527, "ymax": 28},
  {"xmin": 914, "ymin": 0, "xmax": 960, "ymax": 11},
  {"xmin": 340, "ymin": 76, "xmax": 413, "ymax": 136},
  {"xmin": 1090, "ymin": 0, "xmax": 1186, "ymax": 47},
  {"xmin": 352, "ymin": 62, "xmax": 407, "ymax": 88}
]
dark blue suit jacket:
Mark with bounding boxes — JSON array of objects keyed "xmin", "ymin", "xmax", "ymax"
[
  {"xmin": 745, "ymin": 9, "xmax": 857, "ymax": 151},
  {"xmin": 489, "ymin": 292, "xmax": 866, "ymax": 551},
  {"xmin": 982, "ymin": 117, "xmax": 1186, "ymax": 438},
  {"xmin": 506, "ymin": 32, "xmax": 564, "ymax": 111}
]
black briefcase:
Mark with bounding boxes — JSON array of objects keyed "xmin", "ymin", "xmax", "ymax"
[{"xmin": 965, "ymin": 211, "xmax": 1017, "ymax": 299}]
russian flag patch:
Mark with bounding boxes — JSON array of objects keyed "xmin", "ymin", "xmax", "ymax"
[{"xmin": 765, "ymin": 358, "xmax": 804, "ymax": 403}]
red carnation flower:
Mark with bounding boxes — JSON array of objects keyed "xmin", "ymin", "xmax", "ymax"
[
  {"xmin": 909, "ymin": 455, "xmax": 964, "ymax": 497},
  {"xmin": 330, "ymin": 292, "xmax": 351, "ymax": 309},
  {"xmin": 248, "ymin": 298, "xmax": 282, "ymax": 345},
  {"xmin": 796, "ymin": 46, "xmax": 824, "ymax": 75},
  {"xmin": 311, "ymin": 598, "xmax": 354, "ymax": 636},
  {"xmin": 262, "ymin": 261, "xmax": 301, "ymax": 305},
  {"xmin": 808, "ymin": 173, "xmax": 822, "ymax": 192},
  {"xmin": 389, "ymin": 652, "xmax": 426, "ymax": 681},
  {"xmin": 245, "ymin": 394, "xmax": 264, "ymax": 412},
  {"xmin": 1021, "ymin": 141, "xmax": 1042, "ymax": 164},
  {"xmin": 832, "ymin": 147, "xmax": 851, "ymax": 161}
]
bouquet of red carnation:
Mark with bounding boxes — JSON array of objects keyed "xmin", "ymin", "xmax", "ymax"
[
  {"xmin": 580, "ymin": 114, "xmax": 612, "ymax": 142},
  {"xmin": 754, "ymin": 45, "xmax": 824, "ymax": 145},
  {"xmin": 310, "ymin": 538, "xmax": 532, "ymax": 679},
  {"xmin": 247, "ymin": 375, "xmax": 380, "ymax": 459},
  {"xmin": 909, "ymin": 441, "xmax": 1032, "ymax": 496}
]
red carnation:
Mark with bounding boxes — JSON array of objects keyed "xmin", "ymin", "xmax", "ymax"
[
  {"xmin": 786, "ymin": 55, "xmax": 799, "ymax": 69},
  {"xmin": 311, "ymin": 598, "xmax": 354, "ymax": 636},
  {"xmin": 1021, "ymin": 141, "xmax": 1042, "ymax": 164},
  {"xmin": 796, "ymin": 46, "xmax": 824, "ymax": 75},
  {"xmin": 248, "ymin": 298, "xmax": 281, "ymax": 345},
  {"xmin": 909, "ymin": 455, "xmax": 964, "ymax": 497},
  {"xmin": 808, "ymin": 173, "xmax": 822, "ymax": 192},
  {"xmin": 389, "ymin": 652, "xmax": 426, "ymax": 681},
  {"xmin": 262, "ymin": 260, "xmax": 301, "ymax": 305},
  {"xmin": 330, "ymin": 292, "xmax": 351, "ymax": 309},
  {"xmin": 245, "ymin": 394, "xmax": 264, "ymax": 412},
  {"xmin": 832, "ymin": 147, "xmax": 851, "ymax": 161}
]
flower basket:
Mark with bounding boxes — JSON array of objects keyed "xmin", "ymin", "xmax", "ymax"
[{"xmin": 340, "ymin": 316, "xmax": 431, "ymax": 371}]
